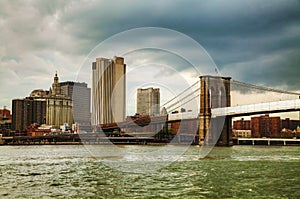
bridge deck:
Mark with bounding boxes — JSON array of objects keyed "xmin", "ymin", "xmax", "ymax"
[{"xmin": 212, "ymin": 99, "xmax": 300, "ymax": 117}]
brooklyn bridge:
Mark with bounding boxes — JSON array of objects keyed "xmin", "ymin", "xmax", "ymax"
[{"xmin": 94, "ymin": 75, "xmax": 300, "ymax": 146}]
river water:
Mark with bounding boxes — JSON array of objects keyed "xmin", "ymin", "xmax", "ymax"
[{"xmin": 0, "ymin": 145, "xmax": 299, "ymax": 198}]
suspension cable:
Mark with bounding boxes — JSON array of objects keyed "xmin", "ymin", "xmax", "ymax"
[
  {"xmin": 232, "ymin": 80, "xmax": 300, "ymax": 96},
  {"xmin": 160, "ymin": 81, "xmax": 199, "ymax": 108},
  {"xmin": 168, "ymin": 94, "xmax": 200, "ymax": 113},
  {"xmin": 164, "ymin": 88, "xmax": 199, "ymax": 110}
]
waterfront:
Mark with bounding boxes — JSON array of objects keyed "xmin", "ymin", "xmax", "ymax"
[{"xmin": 0, "ymin": 145, "xmax": 299, "ymax": 198}]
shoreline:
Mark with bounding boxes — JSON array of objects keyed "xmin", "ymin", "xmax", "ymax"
[
  {"xmin": 1, "ymin": 136, "xmax": 300, "ymax": 146},
  {"xmin": 1, "ymin": 142, "xmax": 300, "ymax": 146}
]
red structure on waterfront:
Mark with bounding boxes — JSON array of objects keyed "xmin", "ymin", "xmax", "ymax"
[
  {"xmin": 233, "ymin": 114, "xmax": 300, "ymax": 138},
  {"xmin": 251, "ymin": 114, "xmax": 281, "ymax": 138},
  {"xmin": 233, "ymin": 118, "xmax": 250, "ymax": 131}
]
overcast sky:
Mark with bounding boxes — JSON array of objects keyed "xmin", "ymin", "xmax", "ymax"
[{"xmin": 0, "ymin": 0, "xmax": 299, "ymax": 115}]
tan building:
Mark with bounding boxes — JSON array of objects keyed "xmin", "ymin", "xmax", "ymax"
[
  {"xmin": 232, "ymin": 129, "xmax": 251, "ymax": 138},
  {"xmin": 46, "ymin": 72, "xmax": 73, "ymax": 128},
  {"xmin": 92, "ymin": 56, "xmax": 126, "ymax": 125},
  {"xmin": 137, "ymin": 87, "xmax": 160, "ymax": 116}
]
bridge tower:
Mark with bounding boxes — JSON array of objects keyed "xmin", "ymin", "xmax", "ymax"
[{"xmin": 199, "ymin": 75, "xmax": 232, "ymax": 146}]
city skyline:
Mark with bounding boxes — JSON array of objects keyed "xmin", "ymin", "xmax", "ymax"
[
  {"xmin": 0, "ymin": 2, "xmax": 299, "ymax": 197},
  {"xmin": 10, "ymin": 72, "xmax": 91, "ymax": 131},
  {"xmin": 0, "ymin": 1, "xmax": 299, "ymax": 115}
]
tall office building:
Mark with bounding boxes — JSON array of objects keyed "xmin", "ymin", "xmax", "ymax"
[
  {"xmin": 137, "ymin": 87, "xmax": 160, "ymax": 116},
  {"xmin": 92, "ymin": 56, "xmax": 126, "ymax": 125},
  {"xmin": 12, "ymin": 97, "xmax": 46, "ymax": 132},
  {"xmin": 12, "ymin": 89, "xmax": 48, "ymax": 132},
  {"xmin": 60, "ymin": 81, "xmax": 91, "ymax": 127},
  {"xmin": 46, "ymin": 72, "xmax": 73, "ymax": 127}
]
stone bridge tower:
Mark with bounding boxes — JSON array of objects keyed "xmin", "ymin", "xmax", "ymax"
[{"xmin": 199, "ymin": 75, "xmax": 232, "ymax": 146}]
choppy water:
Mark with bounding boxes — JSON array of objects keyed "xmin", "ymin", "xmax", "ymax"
[{"xmin": 0, "ymin": 145, "xmax": 299, "ymax": 198}]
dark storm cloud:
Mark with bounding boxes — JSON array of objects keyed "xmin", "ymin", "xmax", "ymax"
[{"xmin": 55, "ymin": 0, "xmax": 300, "ymax": 89}]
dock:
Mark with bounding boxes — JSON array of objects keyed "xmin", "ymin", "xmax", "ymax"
[{"xmin": 235, "ymin": 137, "xmax": 300, "ymax": 146}]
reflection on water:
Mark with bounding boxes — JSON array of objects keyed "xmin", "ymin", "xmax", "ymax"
[{"xmin": 0, "ymin": 145, "xmax": 299, "ymax": 198}]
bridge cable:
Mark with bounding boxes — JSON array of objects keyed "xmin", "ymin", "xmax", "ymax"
[
  {"xmin": 164, "ymin": 88, "xmax": 199, "ymax": 111},
  {"xmin": 232, "ymin": 80, "xmax": 300, "ymax": 96},
  {"xmin": 160, "ymin": 81, "xmax": 199, "ymax": 108},
  {"xmin": 168, "ymin": 93, "xmax": 200, "ymax": 113}
]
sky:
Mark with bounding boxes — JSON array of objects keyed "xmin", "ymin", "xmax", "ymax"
[{"xmin": 0, "ymin": 0, "xmax": 300, "ymax": 117}]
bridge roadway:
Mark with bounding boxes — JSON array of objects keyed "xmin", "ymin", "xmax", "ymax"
[
  {"xmin": 167, "ymin": 99, "xmax": 300, "ymax": 121},
  {"xmin": 211, "ymin": 99, "xmax": 300, "ymax": 117}
]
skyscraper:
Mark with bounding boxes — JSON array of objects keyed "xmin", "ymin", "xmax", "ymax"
[
  {"xmin": 136, "ymin": 87, "xmax": 160, "ymax": 116},
  {"xmin": 12, "ymin": 97, "xmax": 46, "ymax": 132},
  {"xmin": 60, "ymin": 81, "xmax": 91, "ymax": 127},
  {"xmin": 46, "ymin": 72, "xmax": 73, "ymax": 127},
  {"xmin": 92, "ymin": 56, "xmax": 126, "ymax": 125}
]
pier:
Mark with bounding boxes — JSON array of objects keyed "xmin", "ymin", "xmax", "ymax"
[
  {"xmin": 0, "ymin": 134, "xmax": 166, "ymax": 145},
  {"xmin": 235, "ymin": 137, "xmax": 300, "ymax": 146}
]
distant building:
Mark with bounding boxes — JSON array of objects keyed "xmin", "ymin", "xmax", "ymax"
[
  {"xmin": 0, "ymin": 108, "xmax": 11, "ymax": 121},
  {"xmin": 232, "ymin": 129, "xmax": 251, "ymax": 138},
  {"xmin": 46, "ymin": 72, "xmax": 73, "ymax": 128},
  {"xmin": 60, "ymin": 81, "xmax": 91, "ymax": 128},
  {"xmin": 29, "ymin": 89, "xmax": 49, "ymax": 98},
  {"xmin": 251, "ymin": 114, "xmax": 281, "ymax": 138},
  {"xmin": 233, "ymin": 118, "xmax": 251, "ymax": 130},
  {"xmin": 282, "ymin": 118, "xmax": 300, "ymax": 131},
  {"xmin": 26, "ymin": 123, "xmax": 51, "ymax": 136},
  {"xmin": 233, "ymin": 115, "xmax": 300, "ymax": 138},
  {"xmin": 0, "ymin": 108, "xmax": 12, "ymax": 130},
  {"xmin": 137, "ymin": 87, "xmax": 160, "ymax": 116},
  {"xmin": 92, "ymin": 56, "xmax": 126, "ymax": 125},
  {"xmin": 12, "ymin": 98, "xmax": 46, "ymax": 132}
]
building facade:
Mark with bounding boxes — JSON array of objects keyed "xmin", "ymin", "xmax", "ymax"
[
  {"xmin": 233, "ymin": 118, "xmax": 251, "ymax": 130},
  {"xmin": 136, "ymin": 87, "xmax": 160, "ymax": 116},
  {"xmin": 251, "ymin": 114, "xmax": 282, "ymax": 138},
  {"xmin": 233, "ymin": 115, "xmax": 300, "ymax": 138},
  {"xmin": 0, "ymin": 108, "xmax": 12, "ymax": 131},
  {"xmin": 282, "ymin": 118, "xmax": 300, "ymax": 131},
  {"xmin": 0, "ymin": 108, "xmax": 11, "ymax": 122},
  {"xmin": 92, "ymin": 56, "xmax": 126, "ymax": 125},
  {"xmin": 46, "ymin": 72, "xmax": 73, "ymax": 128},
  {"xmin": 60, "ymin": 81, "xmax": 91, "ymax": 128},
  {"xmin": 232, "ymin": 129, "xmax": 251, "ymax": 138},
  {"xmin": 12, "ymin": 98, "xmax": 46, "ymax": 132}
]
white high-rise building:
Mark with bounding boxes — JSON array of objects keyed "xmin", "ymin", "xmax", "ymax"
[{"xmin": 92, "ymin": 56, "xmax": 126, "ymax": 125}]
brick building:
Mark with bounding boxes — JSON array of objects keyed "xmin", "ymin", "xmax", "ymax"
[
  {"xmin": 233, "ymin": 118, "xmax": 251, "ymax": 130},
  {"xmin": 0, "ymin": 108, "xmax": 12, "ymax": 132},
  {"xmin": 282, "ymin": 118, "xmax": 300, "ymax": 131},
  {"xmin": 251, "ymin": 114, "xmax": 281, "ymax": 138},
  {"xmin": 12, "ymin": 98, "xmax": 46, "ymax": 132},
  {"xmin": 233, "ymin": 115, "xmax": 285, "ymax": 138}
]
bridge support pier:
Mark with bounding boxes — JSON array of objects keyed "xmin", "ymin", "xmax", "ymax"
[
  {"xmin": 199, "ymin": 76, "xmax": 233, "ymax": 146},
  {"xmin": 219, "ymin": 116, "xmax": 233, "ymax": 146}
]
